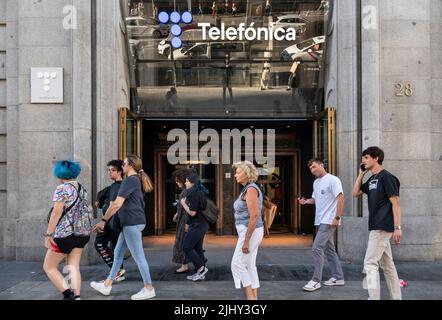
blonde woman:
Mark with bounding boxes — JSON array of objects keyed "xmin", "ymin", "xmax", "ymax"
[
  {"xmin": 231, "ymin": 161, "xmax": 264, "ymax": 300},
  {"xmin": 91, "ymin": 155, "xmax": 156, "ymax": 300}
]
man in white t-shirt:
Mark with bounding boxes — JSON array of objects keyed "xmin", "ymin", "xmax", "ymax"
[{"xmin": 298, "ymin": 158, "xmax": 345, "ymax": 292}]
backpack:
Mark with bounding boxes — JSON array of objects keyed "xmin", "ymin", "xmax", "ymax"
[
  {"xmin": 47, "ymin": 183, "xmax": 79, "ymax": 224},
  {"xmin": 67, "ymin": 184, "xmax": 94, "ymax": 237},
  {"xmin": 201, "ymin": 198, "xmax": 219, "ymax": 225}
]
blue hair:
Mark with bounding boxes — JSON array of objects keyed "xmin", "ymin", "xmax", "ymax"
[{"xmin": 53, "ymin": 160, "xmax": 81, "ymax": 180}]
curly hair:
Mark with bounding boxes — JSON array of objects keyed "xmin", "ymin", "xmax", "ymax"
[
  {"xmin": 232, "ymin": 161, "xmax": 258, "ymax": 182},
  {"xmin": 53, "ymin": 160, "xmax": 81, "ymax": 180}
]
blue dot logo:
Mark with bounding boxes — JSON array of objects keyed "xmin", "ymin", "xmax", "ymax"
[
  {"xmin": 171, "ymin": 24, "xmax": 182, "ymax": 37},
  {"xmin": 182, "ymin": 12, "xmax": 193, "ymax": 24},
  {"xmin": 158, "ymin": 11, "xmax": 169, "ymax": 24},
  {"xmin": 158, "ymin": 11, "xmax": 193, "ymax": 49},
  {"xmin": 171, "ymin": 37, "xmax": 182, "ymax": 49},
  {"xmin": 170, "ymin": 11, "xmax": 181, "ymax": 24}
]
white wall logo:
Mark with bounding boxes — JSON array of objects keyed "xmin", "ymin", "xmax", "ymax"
[
  {"xmin": 31, "ymin": 68, "xmax": 64, "ymax": 104},
  {"xmin": 198, "ymin": 22, "xmax": 297, "ymax": 42}
]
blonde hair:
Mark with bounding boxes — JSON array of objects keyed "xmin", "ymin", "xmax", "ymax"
[
  {"xmin": 232, "ymin": 161, "xmax": 258, "ymax": 182},
  {"xmin": 126, "ymin": 155, "xmax": 154, "ymax": 193}
]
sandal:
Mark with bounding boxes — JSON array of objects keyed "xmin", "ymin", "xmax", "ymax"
[{"xmin": 175, "ymin": 267, "xmax": 189, "ymax": 274}]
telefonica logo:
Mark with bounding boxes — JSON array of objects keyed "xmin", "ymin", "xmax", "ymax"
[
  {"xmin": 159, "ymin": 11, "xmax": 297, "ymax": 48},
  {"xmin": 198, "ymin": 22, "xmax": 297, "ymax": 42}
]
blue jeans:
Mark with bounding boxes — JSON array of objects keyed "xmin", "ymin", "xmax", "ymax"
[
  {"xmin": 183, "ymin": 220, "xmax": 209, "ymax": 271},
  {"xmin": 108, "ymin": 224, "xmax": 152, "ymax": 285}
]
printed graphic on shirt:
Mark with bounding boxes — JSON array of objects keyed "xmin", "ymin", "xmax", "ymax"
[{"xmin": 369, "ymin": 179, "xmax": 378, "ymax": 191}]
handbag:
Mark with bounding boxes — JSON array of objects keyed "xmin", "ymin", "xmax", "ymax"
[
  {"xmin": 107, "ymin": 213, "xmax": 122, "ymax": 232},
  {"xmin": 262, "ymin": 196, "xmax": 277, "ymax": 238},
  {"xmin": 201, "ymin": 198, "xmax": 219, "ymax": 225}
]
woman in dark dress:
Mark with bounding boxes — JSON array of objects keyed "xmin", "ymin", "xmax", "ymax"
[{"xmin": 172, "ymin": 168, "xmax": 194, "ymax": 273}]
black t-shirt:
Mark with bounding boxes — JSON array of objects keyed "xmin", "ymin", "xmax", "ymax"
[
  {"xmin": 186, "ymin": 190, "xmax": 208, "ymax": 224},
  {"xmin": 117, "ymin": 175, "xmax": 146, "ymax": 226},
  {"xmin": 97, "ymin": 186, "xmax": 110, "ymax": 213},
  {"xmin": 109, "ymin": 181, "xmax": 122, "ymax": 202},
  {"xmin": 361, "ymin": 170, "xmax": 400, "ymax": 232},
  {"xmin": 97, "ymin": 181, "xmax": 123, "ymax": 214}
]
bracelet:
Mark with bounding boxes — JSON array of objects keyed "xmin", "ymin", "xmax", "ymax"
[
  {"xmin": 102, "ymin": 218, "xmax": 108, "ymax": 223},
  {"xmin": 44, "ymin": 233, "xmax": 54, "ymax": 237}
]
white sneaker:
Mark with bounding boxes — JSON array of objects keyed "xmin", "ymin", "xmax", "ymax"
[
  {"xmin": 187, "ymin": 267, "xmax": 208, "ymax": 281},
  {"xmin": 131, "ymin": 287, "xmax": 156, "ymax": 300},
  {"xmin": 323, "ymin": 277, "xmax": 345, "ymax": 286},
  {"xmin": 90, "ymin": 281, "xmax": 112, "ymax": 296},
  {"xmin": 186, "ymin": 274, "xmax": 206, "ymax": 281},
  {"xmin": 303, "ymin": 280, "xmax": 321, "ymax": 292}
]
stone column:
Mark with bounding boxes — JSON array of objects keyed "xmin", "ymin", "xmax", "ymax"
[
  {"xmin": 430, "ymin": 0, "xmax": 442, "ymax": 259},
  {"xmin": 0, "ymin": 0, "xmax": 9, "ymax": 259},
  {"xmin": 379, "ymin": 0, "xmax": 435, "ymax": 261},
  {"xmin": 332, "ymin": 0, "xmax": 367, "ymax": 260}
]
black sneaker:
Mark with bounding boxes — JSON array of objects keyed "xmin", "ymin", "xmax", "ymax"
[{"xmin": 62, "ymin": 290, "xmax": 75, "ymax": 300}]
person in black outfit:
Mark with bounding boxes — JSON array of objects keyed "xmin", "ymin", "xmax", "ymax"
[
  {"xmin": 180, "ymin": 173, "xmax": 210, "ymax": 281},
  {"xmin": 222, "ymin": 54, "xmax": 234, "ymax": 106},
  {"xmin": 94, "ymin": 160, "xmax": 126, "ymax": 282},
  {"xmin": 352, "ymin": 146, "xmax": 402, "ymax": 300}
]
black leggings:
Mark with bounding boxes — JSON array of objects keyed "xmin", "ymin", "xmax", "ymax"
[
  {"xmin": 183, "ymin": 220, "xmax": 209, "ymax": 271},
  {"xmin": 94, "ymin": 228, "xmax": 123, "ymax": 270}
]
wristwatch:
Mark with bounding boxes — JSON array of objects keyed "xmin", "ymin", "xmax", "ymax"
[
  {"xmin": 334, "ymin": 216, "xmax": 341, "ymax": 221},
  {"xmin": 395, "ymin": 225, "xmax": 402, "ymax": 230}
]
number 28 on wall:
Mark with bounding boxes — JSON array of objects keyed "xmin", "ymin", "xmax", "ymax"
[{"xmin": 395, "ymin": 82, "xmax": 414, "ymax": 97}]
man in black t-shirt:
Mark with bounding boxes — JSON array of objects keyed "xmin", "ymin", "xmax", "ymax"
[
  {"xmin": 94, "ymin": 160, "xmax": 126, "ymax": 282},
  {"xmin": 352, "ymin": 147, "xmax": 402, "ymax": 300}
]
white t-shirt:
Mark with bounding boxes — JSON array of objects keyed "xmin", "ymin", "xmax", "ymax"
[{"xmin": 312, "ymin": 174, "xmax": 344, "ymax": 226}]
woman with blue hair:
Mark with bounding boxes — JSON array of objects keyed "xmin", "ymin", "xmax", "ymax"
[{"xmin": 43, "ymin": 160, "xmax": 90, "ymax": 300}]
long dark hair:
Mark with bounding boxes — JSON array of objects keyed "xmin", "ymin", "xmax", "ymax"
[
  {"xmin": 186, "ymin": 172, "xmax": 209, "ymax": 195},
  {"xmin": 172, "ymin": 168, "xmax": 196, "ymax": 185}
]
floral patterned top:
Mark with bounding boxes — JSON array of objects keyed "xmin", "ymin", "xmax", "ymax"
[{"xmin": 52, "ymin": 181, "xmax": 88, "ymax": 238}]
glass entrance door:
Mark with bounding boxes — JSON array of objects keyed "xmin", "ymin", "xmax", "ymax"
[{"xmin": 256, "ymin": 156, "xmax": 293, "ymax": 233}]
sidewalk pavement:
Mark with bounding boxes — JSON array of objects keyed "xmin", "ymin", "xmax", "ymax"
[{"xmin": 1, "ymin": 234, "xmax": 441, "ymax": 300}]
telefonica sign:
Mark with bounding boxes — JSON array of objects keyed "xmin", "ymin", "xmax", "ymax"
[
  {"xmin": 158, "ymin": 11, "xmax": 297, "ymax": 48},
  {"xmin": 198, "ymin": 22, "xmax": 297, "ymax": 42}
]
